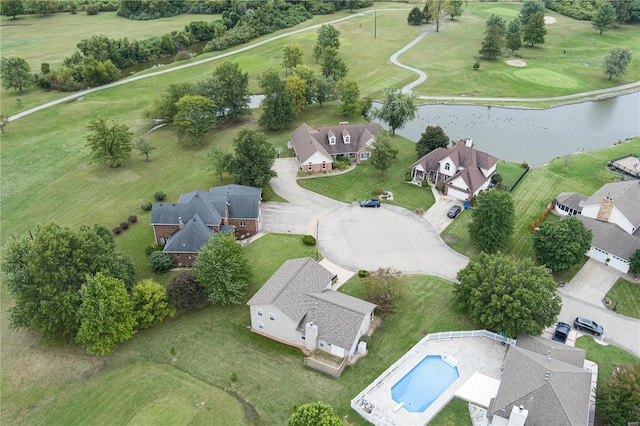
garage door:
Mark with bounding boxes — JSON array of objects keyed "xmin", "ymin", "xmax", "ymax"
[{"xmin": 447, "ymin": 187, "xmax": 469, "ymax": 201}]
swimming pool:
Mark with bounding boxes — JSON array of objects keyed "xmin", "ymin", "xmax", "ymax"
[{"xmin": 391, "ymin": 355, "xmax": 460, "ymax": 412}]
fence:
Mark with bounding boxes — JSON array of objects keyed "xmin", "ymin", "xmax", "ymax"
[
  {"xmin": 530, "ymin": 203, "xmax": 556, "ymax": 232},
  {"xmin": 608, "ymin": 154, "xmax": 640, "ymax": 178},
  {"xmin": 509, "ymin": 167, "xmax": 531, "ymax": 192}
]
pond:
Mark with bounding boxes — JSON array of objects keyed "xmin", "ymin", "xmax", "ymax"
[{"xmin": 386, "ymin": 92, "xmax": 640, "ymax": 165}]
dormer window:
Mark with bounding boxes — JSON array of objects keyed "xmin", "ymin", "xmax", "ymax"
[
  {"xmin": 329, "ymin": 136, "xmax": 336, "ymax": 145},
  {"xmin": 444, "ymin": 163, "xmax": 450, "ymax": 171},
  {"xmin": 343, "ymin": 135, "xmax": 350, "ymax": 144}
]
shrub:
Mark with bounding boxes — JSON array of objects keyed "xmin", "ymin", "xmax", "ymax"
[
  {"xmin": 421, "ymin": 179, "xmax": 430, "ymax": 189},
  {"xmin": 436, "ymin": 182, "xmax": 445, "ymax": 193},
  {"xmin": 86, "ymin": 5, "xmax": 99, "ymax": 15},
  {"xmin": 141, "ymin": 202, "xmax": 152, "ymax": 211},
  {"xmin": 112, "ymin": 226, "xmax": 123, "ymax": 235},
  {"xmin": 154, "ymin": 191, "xmax": 167, "ymax": 201},
  {"xmin": 120, "ymin": 222, "xmax": 129, "ymax": 230},
  {"xmin": 261, "ymin": 186, "xmax": 273, "ymax": 202},
  {"xmin": 473, "ymin": 61, "xmax": 480, "ymax": 71},
  {"xmin": 128, "ymin": 215, "xmax": 138, "ymax": 223},
  {"xmin": 491, "ymin": 173, "xmax": 503, "ymax": 184},
  {"xmin": 145, "ymin": 244, "xmax": 165, "ymax": 256},
  {"xmin": 302, "ymin": 235, "xmax": 316, "ymax": 246},
  {"xmin": 404, "ymin": 171, "xmax": 412, "ymax": 181},
  {"xmin": 149, "ymin": 251, "xmax": 173, "ymax": 274},
  {"xmin": 132, "ymin": 279, "xmax": 175, "ymax": 329},
  {"xmin": 174, "ymin": 50, "xmax": 193, "ymax": 61},
  {"xmin": 375, "ymin": 187, "xmax": 384, "ymax": 195},
  {"xmin": 358, "ymin": 270, "xmax": 370, "ymax": 278},
  {"xmin": 521, "ymin": 161, "xmax": 529, "ymax": 169},
  {"xmin": 167, "ymin": 271, "xmax": 208, "ymax": 311}
]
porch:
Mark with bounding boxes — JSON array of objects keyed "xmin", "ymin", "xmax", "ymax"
[{"xmin": 304, "ymin": 351, "xmax": 348, "ymax": 378}]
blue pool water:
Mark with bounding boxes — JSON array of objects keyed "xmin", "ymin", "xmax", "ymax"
[{"xmin": 391, "ymin": 355, "xmax": 460, "ymax": 413}]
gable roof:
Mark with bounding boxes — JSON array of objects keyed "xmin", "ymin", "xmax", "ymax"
[
  {"xmin": 209, "ymin": 184, "xmax": 262, "ymax": 219},
  {"xmin": 164, "ymin": 213, "xmax": 213, "ymax": 253},
  {"xmin": 555, "ymin": 192, "xmax": 587, "ymax": 212},
  {"xmin": 515, "ymin": 335, "xmax": 586, "ymax": 368},
  {"xmin": 577, "ymin": 215, "xmax": 640, "ymax": 260},
  {"xmin": 290, "ymin": 122, "xmax": 382, "ymax": 163},
  {"xmin": 490, "ymin": 344, "xmax": 591, "ymax": 426},
  {"xmin": 584, "ymin": 180, "xmax": 640, "ymax": 225}
]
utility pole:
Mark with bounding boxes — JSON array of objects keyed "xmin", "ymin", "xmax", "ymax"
[{"xmin": 374, "ymin": 9, "xmax": 377, "ymax": 38}]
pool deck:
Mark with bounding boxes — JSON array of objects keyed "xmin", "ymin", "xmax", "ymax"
[{"xmin": 351, "ymin": 334, "xmax": 508, "ymax": 426}]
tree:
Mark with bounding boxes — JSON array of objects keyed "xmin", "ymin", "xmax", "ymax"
[
  {"xmin": 448, "ymin": 0, "xmax": 464, "ymax": 20},
  {"xmin": 258, "ymin": 69, "xmax": 295, "ymax": 130},
  {"xmin": 167, "ymin": 271, "xmax": 208, "ymax": 311},
  {"xmin": 149, "ymin": 82, "xmax": 193, "ymax": 122},
  {"xmin": 486, "ymin": 13, "xmax": 507, "ymax": 35},
  {"xmin": 282, "ymin": 43, "xmax": 303, "ymax": 76},
  {"xmin": 362, "ymin": 267, "xmax": 405, "ymax": 315},
  {"xmin": 196, "ymin": 61, "xmax": 251, "ymax": 120},
  {"xmin": 523, "ymin": 11, "xmax": 546, "ymax": 47},
  {"xmin": 468, "ymin": 190, "xmax": 515, "ymax": 252},
  {"xmin": 629, "ymin": 249, "xmax": 640, "ymax": 276},
  {"xmin": 373, "ymin": 89, "xmax": 416, "ymax": 135},
  {"xmin": 174, "ymin": 95, "xmax": 218, "ymax": 146},
  {"xmin": 313, "ymin": 24, "xmax": 341, "ymax": 63},
  {"xmin": 135, "ymin": 136, "xmax": 155, "ymax": 162},
  {"xmin": 76, "ymin": 273, "xmax": 136, "ymax": 355},
  {"xmin": 603, "ymin": 48, "xmax": 633, "ymax": 80},
  {"xmin": 1, "ymin": 0, "xmax": 25, "ymax": 19},
  {"xmin": 532, "ymin": 217, "xmax": 592, "ymax": 272},
  {"xmin": 208, "ymin": 145, "xmax": 234, "ymax": 182},
  {"xmin": 456, "ymin": 252, "xmax": 561, "ymax": 338},
  {"xmin": 0, "ymin": 56, "xmax": 32, "ymax": 94},
  {"xmin": 519, "ymin": 0, "xmax": 545, "ymax": 27},
  {"xmin": 320, "ymin": 46, "xmax": 348, "ymax": 81},
  {"xmin": 592, "ymin": 2, "xmax": 617, "ymax": 35},
  {"xmin": 292, "ymin": 65, "xmax": 317, "ymax": 105},
  {"xmin": 231, "ymin": 128, "xmax": 277, "ymax": 188},
  {"xmin": 416, "ymin": 125, "xmax": 449, "ymax": 158},
  {"xmin": 369, "ymin": 131, "xmax": 395, "ymax": 176},
  {"xmin": 286, "ymin": 75, "xmax": 307, "ymax": 115},
  {"xmin": 336, "ymin": 78, "xmax": 360, "ymax": 116},
  {"xmin": 79, "ymin": 56, "xmax": 120, "ymax": 87},
  {"xmin": 407, "ymin": 7, "xmax": 425, "ymax": 25},
  {"xmin": 0, "ymin": 114, "xmax": 8, "ymax": 135},
  {"xmin": 26, "ymin": 0, "xmax": 58, "ymax": 15},
  {"xmin": 131, "ymin": 279, "xmax": 175, "ymax": 329},
  {"xmin": 195, "ymin": 232, "xmax": 252, "ymax": 305},
  {"xmin": 505, "ymin": 19, "xmax": 523, "ymax": 54},
  {"xmin": 314, "ymin": 75, "xmax": 335, "ymax": 106},
  {"xmin": 287, "ymin": 402, "xmax": 342, "ymax": 426},
  {"xmin": 425, "ymin": 0, "xmax": 449, "ymax": 32},
  {"xmin": 149, "ymin": 251, "xmax": 173, "ymax": 274},
  {"xmin": 596, "ymin": 362, "xmax": 640, "ymax": 425},
  {"xmin": 479, "ymin": 24, "xmax": 503, "ymax": 59},
  {"xmin": 85, "ymin": 118, "xmax": 134, "ymax": 167}
]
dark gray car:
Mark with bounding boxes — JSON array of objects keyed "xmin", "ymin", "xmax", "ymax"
[{"xmin": 574, "ymin": 317, "xmax": 603, "ymax": 336}]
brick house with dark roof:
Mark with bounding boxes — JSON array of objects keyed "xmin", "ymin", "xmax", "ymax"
[
  {"xmin": 290, "ymin": 122, "xmax": 383, "ymax": 172},
  {"xmin": 150, "ymin": 184, "xmax": 262, "ymax": 266},
  {"xmin": 246, "ymin": 257, "xmax": 376, "ymax": 361},
  {"xmin": 410, "ymin": 139, "xmax": 499, "ymax": 201}
]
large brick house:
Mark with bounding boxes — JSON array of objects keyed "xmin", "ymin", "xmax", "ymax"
[
  {"xmin": 150, "ymin": 184, "xmax": 262, "ymax": 266},
  {"xmin": 410, "ymin": 139, "xmax": 499, "ymax": 201},
  {"xmin": 290, "ymin": 122, "xmax": 382, "ymax": 172}
]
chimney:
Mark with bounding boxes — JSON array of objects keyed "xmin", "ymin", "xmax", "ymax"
[
  {"xmin": 178, "ymin": 216, "xmax": 184, "ymax": 229},
  {"xmin": 507, "ymin": 405, "xmax": 528, "ymax": 426},
  {"xmin": 305, "ymin": 322, "xmax": 318, "ymax": 351},
  {"xmin": 596, "ymin": 197, "xmax": 614, "ymax": 222},
  {"xmin": 465, "ymin": 138, "xmax": 473, "ymax": 147}
]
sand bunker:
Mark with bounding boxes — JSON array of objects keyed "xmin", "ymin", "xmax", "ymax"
[
  {"xmin": 544, "ymin": 16, "xmax": 557, "ymax": 24},
  {"xmin": 506, "ymin": 60, "xmax": 527, "ymax": 67}
]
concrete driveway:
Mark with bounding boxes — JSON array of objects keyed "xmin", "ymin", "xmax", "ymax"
[{"xmin": 421, "ymin": 189, "xmax": 466, "ymax": 233}]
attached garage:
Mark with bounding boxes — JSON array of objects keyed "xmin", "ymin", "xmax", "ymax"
[{"xmin": 446, "ymin": 186, "xmax": 470, "ymax": 201}]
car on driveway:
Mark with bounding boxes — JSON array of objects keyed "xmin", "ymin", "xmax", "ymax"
[
  {"xmin": 447, "ymin": 205, "xmax": 462, "ymax": 218},
  {"xmin": 574, "ymin": 317, "xmax": 603, "ymax": 336},
  {"xmin": 360, "ymin": 199, "xmax": 381, "ymax": 208},
  {"xmin": 552, "ymin": 322, "xmax": 571, "ymax": 343}
]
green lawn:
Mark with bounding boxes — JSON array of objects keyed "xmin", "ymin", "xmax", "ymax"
[
  {"xmin": 605, "ymin": 278, "xmax": 640, "ymax": 320},
  {"xmin": 430, "ymin": 398, "xmax": 472, "ymax": 426},
  {"xmin": 496, "ymin": 161, "xmax": 528, "ymax": 191},
  {"xmin": 576, "ymin": 336, "xmax": 640, "ymax": 384}
]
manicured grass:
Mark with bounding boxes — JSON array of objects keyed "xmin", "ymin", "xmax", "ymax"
[
  {"xmin": 496, "ymin": 161, "xmax": 528, "ymax": 191},
  {"xmin": 576, "ymin": 336, "xmax": 640, "ymax": 384},
  {"xmin": 430, "ymin": 398, "xmax": 472, "ymax": 426},
  {"xmin": 552, "ymin": 255, "xmax": 589, "ymax": 283},
  {"xmin": 298, "ymin": 135, "xmax": 436, "ymax": 211},
  {"xmin": 605, "ymin": 278, "xmax": 640, "ymax": 320},
  {"xmin": 401, "ymin": 3, "xmax": 640, "ymax": 98}
]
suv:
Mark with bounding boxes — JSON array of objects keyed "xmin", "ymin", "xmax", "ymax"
[
  {"xmin": 574, "ymin": 317, "xmax": 603, "ymax": 336},
  {"xmin": 552, "ymin": 322, "xmax": 571, "ymax": 343},
  {"xmin": 447, "ymin": 205, "xmax": 462, "ymax": 218}
]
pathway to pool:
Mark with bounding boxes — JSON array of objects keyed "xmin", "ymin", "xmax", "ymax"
[{"xmin": 351, "ymin": 330, "xmax": 513, "ymax": 426}]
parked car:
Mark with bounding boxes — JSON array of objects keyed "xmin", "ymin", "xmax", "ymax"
[
  {"xmin": 574, "ymin": 317, "xmax": 603, "ymax": 336},
  {"xmin": 360, "ymin": 199, "xmax": 381, "ymax": 208},
  {"xmin": 447, "ymin": 205, "xmax": 462, "ymax": 218},
  {"xmin": 552, "ymin": 322, "xmax": 571, "ymax": 343}
]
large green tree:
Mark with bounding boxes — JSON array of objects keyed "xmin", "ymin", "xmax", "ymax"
[
  {"xmin": 407, "ymin": 7, "xmax": 425, "ymax": 25},
  {"xmin": 287, "ymin": 402, "xmax": 342, "ymax": 426},
  {"xmin": 79, "ymin": 56, "xmax": 120, "ymax": 87},
  {"xmin": 174, "ymin": 95, "xmax": 218, "ymax": 146},
  {"xmin": 455, "ymin": 252, "xmax": 562, "ymax": 338},
  {"xmin": 282, "ymin": 43, "xmax": 303, "ymax": 76},
  {"xmin": 286, "ymin": 75, "xmax": 307, "ymax": 115},
  {"xmin": 374, "ymin": 89, "xmax": 416, "ymax": 135},
  {"xmin": 292, "ymin": 65, "xmax": 317, "ymax": 105},
  {"xmin": 258, "ymin": 68, "xmax": 295, "ymax": 130},
  {"xmin": 448, "ymin": 0, "xmax": 464, "ymax": 20},
  {"xmin": 320, "ymin": 46, "xmax": 348, "ymax": 81},
  {"xmin": 208, "ymin": 145, "xmax": 234, "ymax": 182},
  {"xmin": 195, "ymin": 232, "xmax": 252, "ymax": 305},
  {"xmin": 362, "ymin": 267, "xmax": 405, "ymax": 315},
  {"xmin": 0, "ymin": 56, "xmax": 32, "ymax": 94},
  {"xmin": 3, "ymin": 223, "xmax": 134, "ymax": 345},
  {"xmin": 336, "ymin": 78, "xmax": 360, "ymax": 116},
  {"xmin": 313, "ymin": 24, "xmax": 341, "ymax": 63},
  {"xmin": 1, "ymin": 0, "xmax": 25, "ymax": 19},
  {"xmin": 150, "ymin": 82, "xmax": 194, "ymax": 122},
  {"xmin": 505, "ymin": 19, "xmax": 523, "ymax": 54},
  {"xmin": 592, "ymin": 2, "xmax": 617, "ymax": 35},
  {"xmin": 596, "ymin": 362, "xmax": 640, "ymax": 425},
  {"xmin": 193, "ymin": 61, "xmax": 251, "ymax": 120},
  {"xmin": 85, "ymin": 117, "xmax": 134, "ymax": 167},
  {"xmin": 424, "ymin": 0, "xmax": 449, "ymax": 32},
  {"xmin": 468, "ymin": 190, "xmax": 515, "ymax": 253},
  {"xmin": 479, "ymin": 24, "xmax": 503, "ymax": 59},
  {"xmin": 532, "ymin": 217, "xmax": 592, "ymax": 272},
  {"xmin": 314, "ymin": 75, "xmax": 335, "ymax": 106},
  {"xmin": 369, "ymin": 131, "xmax": 395, "ymax": 176},
  {"xmin": 76, "ymin": 273, "xmax": 137, "ymax": 355},
  {"xmin": 519, "ymin": 0, "xmax": 545, "ymax": 26},
  {"xmin": 603, "ymin": 48, "xmax": 633, "ymax": 80},
  {"xmin": 131, "ymin": 279, "xmax": 175, "ymax": 329},
  {"xmin": 27, "ymin": 0, "xmax": 58, "ymax": 15},
  {"xmin": 486, "ymin": 13, "xmax": 507, "ymax": 35},
  {"xmin": 416, "ymin": 125, "xmax": 449, "ymax": 158},
  {"xmin": 523, "ymin": 11, "xmax": 546, "ymax": 47},
  {"xmin": 231, "ymin": 128, "xmax": 277, "ymax": 188}
]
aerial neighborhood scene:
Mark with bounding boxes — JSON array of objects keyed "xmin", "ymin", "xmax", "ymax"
[{"xmin": 3, "ymin": 0, "xmax": 640, "ymax": 425}]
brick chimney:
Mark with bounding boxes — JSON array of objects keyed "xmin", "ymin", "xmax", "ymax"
[{"xmin": 596, "ymin": 198, "xmax": 614, "ymax": 222}]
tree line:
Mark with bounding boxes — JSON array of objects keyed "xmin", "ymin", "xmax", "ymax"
[{"xmin": 545, "ymin": 0, "xmax": 640, "ymax": 23}]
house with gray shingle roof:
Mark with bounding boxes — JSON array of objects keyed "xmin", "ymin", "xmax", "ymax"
[
  {"xmin": 554, "ymin": 180, "xmax": 640, "ymax": 273},
  {"xmin": 488, "ymin": 335, "xmax": 593, "ymax": 426},
  {"xmin": 410, "ymin": 139, "xmax": 499, "ymax": 201},
  {"xmin": 290, "ymin": 122, "xmax": 382, "ymax": 173},
  {"xmin": 246, "ymin": 258, "xmax": 376, "ymax": 361},
  {"xmin": 150, "ymin": 184, "xmax": 261, "ymax": 266}
]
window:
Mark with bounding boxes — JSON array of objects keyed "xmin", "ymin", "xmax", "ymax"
[
  {"xmin": 239, "ymin": 221, "xmax": 246, "ymax": 227},
  {"xmin": 258, "ymin": 321, "xmax": 264, "ymax": 330},
  {"xmin": 322, "ymin": 161, "xmax": 326, "ymax": 170},
  {"xmin": 444, "ymin": 163, "xmax": 450, "ymax": 171},
  {"xmin": 319, "ymin": 340, "xmax": 325, "ymax": 348},
  {"xmin": 344, "ymin": 135, "xmax": 350, "ymax": 144},
  {"xmin": 301, "ymin": 333, "xmax": 306, "ymax": 340},
  {"xmin": 308, "ymin": 162, "xmax": 313, "ymax": 171},
  {"xmin": 176, "ymin": 253, "xmax": 180, "ymax": 258},
  {"xmin": 269, "ymin": 312, "xmax": 275, "ymax": 321},
  {"xmin": 360, "ymin": 152, "xmax": 370, "ymax": 160},
  {"xmin": 329, "ymin": 136, "xmax": 336, "ymax": 145},
  {"xmin": 257, "ymin": 308, "xmax": 263, "ymax": 317}
]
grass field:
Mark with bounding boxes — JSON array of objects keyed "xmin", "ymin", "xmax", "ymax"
[
  {"xmin": 496, "ymin": 161, "xmax": 528, "ymax": 191},
  {"xmin": 429, "ymin": 397, "xmax": 472, "ymax": 426},
  {"xmin": 576, "ymin": 335, "xmax": 640, "ymax": 384},
  {"xmin": 605, "ymin": 278, "xmax": 640, "ymax": 320}
]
